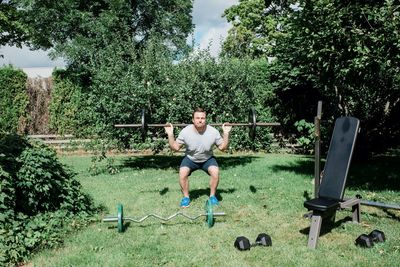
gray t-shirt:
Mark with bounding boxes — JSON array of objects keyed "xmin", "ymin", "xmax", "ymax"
[{"xmin": 176, "ymin": 125, "xmax": 223, "ymax": 162}]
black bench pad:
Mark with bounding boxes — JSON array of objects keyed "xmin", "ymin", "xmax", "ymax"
[{"xmin": 304, "ymin": 198, "xmax": 340, "ymax": 212}]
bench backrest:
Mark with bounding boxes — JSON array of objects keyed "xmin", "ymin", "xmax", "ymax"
[{"xmin": 319, "ymin": 116, "xmax": 360, "ymax": 200}]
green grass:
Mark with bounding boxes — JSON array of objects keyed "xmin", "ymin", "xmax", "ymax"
[{"xmin": 28, "ymin": 152, "xmax": 400, "ymax": 267}]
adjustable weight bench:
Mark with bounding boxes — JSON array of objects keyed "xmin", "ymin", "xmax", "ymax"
[{"xmin": 304, "ymin": 116, "xmax": 361, "ymax": 249}]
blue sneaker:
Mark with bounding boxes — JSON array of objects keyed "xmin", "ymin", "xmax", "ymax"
[
  {"xmin": 209, "ymin": 195, "xmax": 219, "ymax": 206},
  {"xmin": 180, "ymin": 197, "xmax": 190, "ymax": 208}
]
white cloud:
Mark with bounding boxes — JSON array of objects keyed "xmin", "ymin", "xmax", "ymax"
[
  {"xmin": 193, "ymin": 0, "xmax": 238, "ymax": 29},
  {"xmin": 197, "ymin": 24, "xmax": 232, "ymax": 57},
  {"xmin": 192, "ymin": 0, "xmax": 238, "ymax": 57},
  {"xmin": 22, "ymin": 67, "xmax": 58, "ymax": 78},
  {"xmin": 0, "ymin": 45, "xmax": 65, "ymax": 68}
]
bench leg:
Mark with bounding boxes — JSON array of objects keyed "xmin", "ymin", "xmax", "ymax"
[
  {"xmin": 352, "ymin": 203, "xmax": 361, "ymax": 223},
  {"xmin": 308, "ymin": 215, "xmax": 322, "ymax": 249}
]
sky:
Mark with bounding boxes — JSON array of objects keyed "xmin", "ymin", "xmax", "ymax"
[{"xmin": 0, "ymin": 0, "xmax": 238, "ymax": 71}]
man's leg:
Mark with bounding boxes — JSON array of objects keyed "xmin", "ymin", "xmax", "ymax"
[
  {"xmin": 207, "ymin": 166, "xmax": 219, "ymax": 197},
  {"xmin": 179, "ymin": 167, "xmax": 191, "ymax": 197}
]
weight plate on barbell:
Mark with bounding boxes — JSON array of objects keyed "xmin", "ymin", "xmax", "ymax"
[
  {"xmin": 117, "ymin": 204, "xmax": 124, "ymax": 233},
  {"xmin": 141, "ymin": 108, "xmax": 148, "ymax": 141},
  {"xmin": 248, "ymin": 107, "xmax": 256, "ymax": 141},
  {"xmin": 205, "ymin": 199, "xmax": 214, "ymax": 227}
]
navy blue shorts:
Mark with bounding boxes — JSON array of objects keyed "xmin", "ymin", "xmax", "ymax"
[{"xmin": 180, "ymin": 156, "xmax": 219, "ymax": 175}]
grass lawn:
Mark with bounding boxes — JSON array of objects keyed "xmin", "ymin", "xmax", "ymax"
[{"xmin": 28, "ymin": 152, "xmax": 400, "ymax": 267}]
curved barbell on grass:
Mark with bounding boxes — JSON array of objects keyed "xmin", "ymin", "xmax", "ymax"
[
  {"xmin": 114, "ymin": 108, "xmax": 280, "ymax": 141},
  {"xmin": 103, "ymin": 201, "xmax": 225, "ymax": 232}
]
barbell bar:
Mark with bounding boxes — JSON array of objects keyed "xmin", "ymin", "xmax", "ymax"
[
  {"xmin": 115, "ymin": 123, "xmax": 280, "ymax": 127},
  {"xmin": 103, "ymin": 201, "xmax": 225, "ymax": 232},
  {"xmin": 114, "ymin": 108, "xmax": 280, "ymax": 141}
]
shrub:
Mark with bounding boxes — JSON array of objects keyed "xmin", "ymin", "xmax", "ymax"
[
  {"xmin": 0, "ymin": 134, "xmax": 98, "ymax": 265},
  {"xmin": 47, "ymin": 40, "xmax": 278, "ymax": 162},
  {"xmin": 294, "ymin": 119, "xmax": 315, "ymax": 154},
  {"xmin": 0, "ymin": 66, "xmax": 28, "ymax": 133},
  {"xmin": 48, "ymin": 69, "xmax": 86, "ymax": 136},
  {"xmin": 86, "ymin": 47, "xmax": 276, "ymax": 152}
]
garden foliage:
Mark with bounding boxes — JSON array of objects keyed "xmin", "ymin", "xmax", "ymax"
[
  {"xmin": 48, "ymin": 70, "xmax": 85, "ymax": 136},
  {"xmin": 4, "ymin": 0, "xmax": 400, "ymax": 154},
  {"xmin": 49, "ymin": 45, "xmax": 277, "ymax": 152},
  {"xmin": 223, "ymin": 0, "xmax": 400, "ymax": 153},
  {"xmin": 0, "ymin": 1, "xmax": 29, "ymax": 48},
  {"xmin": 271, "ymin": 0, "xmax": 400, "ymax": 152},
  {"xmin": 0, "ymin": 134, "xmax": 97, "ymax": 265},
  {"xmin": 0, "ymin": 66, "xmax": 28, "ymax": 133}
]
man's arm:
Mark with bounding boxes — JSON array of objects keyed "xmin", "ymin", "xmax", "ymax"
[
  {"xmin": 164, "ymin": 123, "xmax": 183, "ymax": 152},
  {"xmin": 218, "ymin": 123, "xmax": 232, "ymax": 151}
]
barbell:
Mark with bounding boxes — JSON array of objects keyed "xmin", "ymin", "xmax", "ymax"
[
  {"xmin": 103, "ymin": 200, "xmax": 225, "ymax": 232},
  {"xmin": 114, "ymin": 108, "xmax": 281, "ymax": 141}
]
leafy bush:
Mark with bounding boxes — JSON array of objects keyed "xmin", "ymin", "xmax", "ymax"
[
  {"xmin": 150, "ymin": 54, "xmax": 275, "ymax": 152},
  {"xmin": 0, "ymin": 134, "xmax": 98, "ymax": 265},
  {"xmin": 294, "ymin": 119, "xmax": 315, "ymax": 154},
  {"xmin": 48, "ymin": 69, "xmax": 86, "ymax": 136},
  {"xmin": 98, "ymin": 46, "xmax": 275, "ymax": 151},
  {"xmin": 0, "ymin": 66, "xmax": 28, "ymax": 133}
]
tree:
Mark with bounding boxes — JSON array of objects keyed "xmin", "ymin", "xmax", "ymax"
[
  {"xmin": 16, "ymin": 0, "xmax": 194, "ymax": 59},
  {"xmin": 0, "ymin": 0, "xmax": 29, "ymax": 48},
  {"xmin": 11, "ymin": 0, "xmax": 194, "ymax": 142},
  {"xmin": 222, "ymin": 0, "xmax": 400, "ymax": 153},
  {"xmin": 221, "ymin": 0, "xmax": 297, "ymax": 58},
  {"xmin": 270, "ymin": 0, "xmax": 400, "ymax": 152}
]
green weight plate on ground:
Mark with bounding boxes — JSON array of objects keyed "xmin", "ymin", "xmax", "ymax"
[
  {"xmin": 117, "ymin": 204, "xmax": 124, "ymax": 233},
  {"xmin": 205, "ymin": 199, "xmax": 214, "ymax": 228}
]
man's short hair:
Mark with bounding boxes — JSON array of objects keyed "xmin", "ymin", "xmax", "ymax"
[{"xmin": 192, "ymin": 107, "xmax": 206, "ymax": 118}]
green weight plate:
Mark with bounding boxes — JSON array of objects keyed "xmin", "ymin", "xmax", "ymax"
[
  {"xmin": 117, "ymin": 204, "xmax": 124, "ymax": 233},
  {"xmin": 205, "ymin": 199, "xmax": 214, "ymax": 228}
]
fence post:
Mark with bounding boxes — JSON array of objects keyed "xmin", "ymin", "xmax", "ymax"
[{"xmin": 314, "ymin": 101, "xmax": 322, "ymax": 198}]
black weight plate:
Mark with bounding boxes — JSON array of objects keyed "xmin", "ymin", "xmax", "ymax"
[
  {"xmin": 141, "ymin": 108, "xmax": 148, "ymax": 141},
  {"xmin": 248, "ymin": 108, "xmax": 257, "ymax": 141}
]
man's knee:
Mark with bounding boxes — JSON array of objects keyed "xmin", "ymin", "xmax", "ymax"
[
  {"xmin": 208, "ymin": 166, "xmax": 219, "ymax": 178},
  {"xmin": 179, "ymin": 167, "xmax": 191, "ymax": 179}
]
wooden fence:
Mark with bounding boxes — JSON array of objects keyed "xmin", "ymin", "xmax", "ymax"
[{"xmin": 27, "ymin": 134, "xmax": 91, "ymax": 145}]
